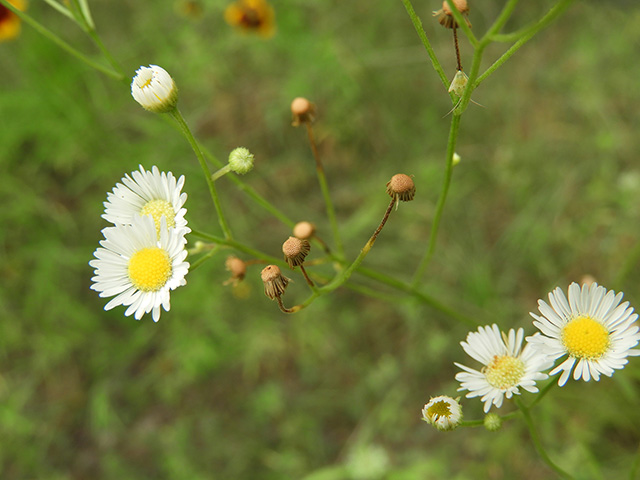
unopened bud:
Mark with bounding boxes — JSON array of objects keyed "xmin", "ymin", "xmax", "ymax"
[
  {"xmin": 483, "ymin": 413, "xmax": 502, "ymax": 432},
  {"xmin": 421, "ymin": 396, "xmax": 462, "ymax": 431},
  {"xmin": 228, "ymin": 147, "xmax": 254, "ymax": 175},
  {"xmin": 291, "ymin": 97, "xmax": 316, "ymax": 126},
  {"xmin": 293, "ymin": 221, "xmax": 316, "ymax": 240},
  {"xmin": 224, "ymin": 256, "xmax": 247, "ymax": 286}
]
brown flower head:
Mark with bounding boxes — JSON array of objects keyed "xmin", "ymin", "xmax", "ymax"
[
  {"xmin": 386, "ymin": 174, "xmax": 416, "ymax": 203},
  {"xmin": 224, "ymin": 256, "xmax": 247, "ymax": 286},
  {"xmin": 261, "ymin": 265, "xmax": 289, "ymax": 300},
  {"xmin": 291, "ymin": 97, "xmax": 316, "ymax": 127},
  {"xmin": 224, "ymin": 0, "xmax": 275, "ymax": 38},
  {"xmin": 282, "ymin": 236, "xmax": 311, "ymax": 268},
  {"xmin": 293, "ymin": 221, "xmax": 316, "ymax": 240},
  {"xmin": 433, "ymin": 0, "xmax": 471, "ymax": 29}
]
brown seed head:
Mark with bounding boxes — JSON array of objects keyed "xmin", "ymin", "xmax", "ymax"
[
  {"xmin": 224, "ymin": 256, "xmax": 246, "ymax": 286},
  {"xmin": 386, "ymin": 174, "xmax": 416, "ymax": 202},
  {"xmin": 282, "ymin": 236, "xmax": 311, "ymax": 268},
  {"xmin": 261, "ymin": 265, "xmax": 290, "ymax": 300},
  {"xmin": 291, "ymin": 97, "xmax": 316, "ymax": 126},
  {"xmin": 433, "ymin": 0, "xmax": 471, "ymax": 29},
  {"xmin": 293, "ymin": 221, "xmax": 316, "ymax": 240}
]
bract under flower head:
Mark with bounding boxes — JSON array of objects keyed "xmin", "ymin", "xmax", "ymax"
[
  {"xmin": 527, "ymin": 282, "xmax": 640, "ymax": 386},
  {"xmin": 455, "ymin": 324, "xmax": 552, "ymax": 413},
  {"xmin": 102, "ymin": 165, "xmax": 189, "ymax": 238},
  {"xmin": 131, "ymin": 65, "xmax": 178, "ymax": 113},
  {"xmin": 90, "ymin": 215, "xmax": 189, "ymax": 322}
]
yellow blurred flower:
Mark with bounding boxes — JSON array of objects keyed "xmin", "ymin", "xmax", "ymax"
[
  {"xmin": 0, "ymin": 0, "xmax": 26, "ymax": 42},
  {"xmin": 224, "ymin": 0, "xmax": 275, "ymax": 38}
]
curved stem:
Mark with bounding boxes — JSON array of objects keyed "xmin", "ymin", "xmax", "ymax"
[
  {"xmin": 411, "ymin": 114, "xmax": 460, "ymax": 285},
  {"xmin": 482, "ymin": 0, "xmax": 520, "ymax": 41},
  {"xmin": 514, "ymin": 398, "xmax": 574, "ymax": 479},
  {"xmin": 0, "ymin": 0, "xmax": 123, "ymax": 81},
  {"xmin": 86, "ymin": 27, "xmax": 127, "ymax": 83},
  {"xmin": 169, "ymin": 110, "xmax": 233, "ymax": 240},
  {"xmin": 527, "ymin": 378, "xmax": 557, "ymax": 409}
]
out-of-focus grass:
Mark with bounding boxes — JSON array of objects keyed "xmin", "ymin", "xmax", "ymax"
[{"xmin": 1, "ymin": 1, "xmax": 640, "ymax": 478}]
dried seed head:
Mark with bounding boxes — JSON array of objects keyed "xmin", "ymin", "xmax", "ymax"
[
  {"xmin": 386, "ymin": 174, "xmax": 416, "ymax": 203},
  {"xmin": 261, "ymin": 265, "xmax": 290, "ymax": 300},
  {"xmin": 282, "ymin": 236, "xmax": 311, "ymax": 268},
  {"xmin": 291, "ymin": 97, "xmax": 316, "ymax": 126},
  {"xmin": 224, "ymin": 256, "xmax": 246, "ymax": 286},
  {"xmin": 433, "ymin": 0, "xmax": 471, "ymax": 29},
  {"xmin": 293, "ymin": 221, "xmax": 316, "ymax": 240}
]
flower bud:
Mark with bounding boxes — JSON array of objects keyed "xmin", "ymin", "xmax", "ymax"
[
  {"xmin": 293, "ymin": 221, "xmax": 316, "ymax": 240},
  {"xmin": 228, "ymin": 147, "xmax": 255, "ymax": 175},
  {"xmin": 282, "ymin": 236, "xmax": 310, "ymax": 268},
  {"xmin": 131, "ymin": 65, "xmax": 178, "ymax": 113},
  {"xmin": 261, "ymin": 265, "xmax": 289, "ymax": 300},
  {"xmin": 421, "ymin": 396, "xmax": 462, "ymax": 431},
  {"xmin": 483, "ymin": 413, "xmax": 502, "ymax": 432},
  {"xmin": 224, "ymin": 256, "xmax": 247, "ymax": 286}
]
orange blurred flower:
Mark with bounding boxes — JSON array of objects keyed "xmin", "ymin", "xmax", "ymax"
[
  {"xmin": 224, "ymin": 0, "xmax": 275, "ymax": 38},
  {"xmin": 0, "ymin": 0, "xmax": 26, "ymax": 42}
]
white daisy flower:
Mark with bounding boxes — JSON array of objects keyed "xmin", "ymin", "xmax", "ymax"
[
  {"xmin": 102, "ymin": 165, "xmax": 189, "ymax": 237},
  {"xmin": 90, "ymin": 215, "xmax": 189, "ymax": 322},
  {"xmin": 527, "ymin": 282, "xmax": 640, "ymax": 386},
  {"xmin": 455, "ymin": 324, "xmax": 551, "ymax": 413},
  {"xmin": 421, "ymin": 395, "xmax": 462, "ymax": 431},
  {"xmin": 131, "ymin": 65, "xmax": 178, "ymax": 113}
]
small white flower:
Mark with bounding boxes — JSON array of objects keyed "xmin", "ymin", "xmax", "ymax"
[
  {"xmin": 527, "ymin": 282, "xmax": 640, "ymax": 386},
  {"xmin": 102, "ymin": 165, "xmax": 189, "ymax": 237},
  {"xmin": 455, "ymin": 324, "xmax": 551, "ymax": 413},
  {"xmin": 421, "ymin": 395, "xmax": 462, "ymax": 431},
  {"xmin": 90, "ymin": 215, "xmax": 189, "ymax": 322},
  {"xmin": 131, "ymin": 65, "xmax": 178, "ymax": 113},
  {"xmin": 228, "ymin": 147, "xmax": 255, "ymax": 175}
]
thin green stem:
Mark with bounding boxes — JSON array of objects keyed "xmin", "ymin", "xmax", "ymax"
[
  {"xmin": 305, "ymin": 122, "xmax": 344, "ymax": 259},
  {"xmin": 85, "ymin": 28, "xmax": 127, "ymax": 82},
  {"xmin": 190, "ymin": 229, "xmax": 282, "ymax": 266},
  {"xmin": 444, "ymin": 0, "xmax": 477, "ymax": 47},
  {"xmin": 475, "ymin": 0, "xmax": 575, "ymax": 86},
  {"xmin": 211, "ymin": 165, "xmax": 232, "ymax": 182},
  {"xmin": 515, "ymin": 398, "xmax": 574, "ymax": 480},
  {"xmin": 411, "ymin": 114, "xmax": 460, "ymax": 285},
  {"xmin": 189, "ymin": 246, "xmax": 221, "ymax": 271},
  {"xmin": 0, "ymin": 0, "xmax": 122, "ymax": 80},
  {"xmin": 527, "ymin": 379, "xmax": 557, "ymax": 409},
  {"xmin": 169, "ymin": 110, "xmax": 233, "ymax": 240},
  {"xmin": 629, "ymin": 442, "xmax": 640, "ymax": 480},
  {"xmin": 42, "ymin": 0, "xmax": 74, "ymax": 20},
  {"xmin": 481, "ymin": 0, "xmax": 520, "ymax": 42},
  {"xmin": 401, "ymin": 0, "xmax": 450, "ymax": 94}
]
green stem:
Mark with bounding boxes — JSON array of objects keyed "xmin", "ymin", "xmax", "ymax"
[
  {"xmin": 42, "ymin": 0, "xmax": 74, "ymax": 20},
  {"xmin": 482, "ymin": 0, "xmax": 520, "ymax": 41},
  {"xmin": 305, "ymin": 122, "xmax": 344, "ymax": 259},
  {"xmin": 0, "ymin": 0, "xmax": 122, "ymax": 80},
  {"xmin": 629, "ymin": 442, "xmax": 640, "ymax": 480},
  {"xmin": 211, "ymin": 165, "xmax": 232, "ymax": 182},
  {"xmin": 475, "ymin": 0, "xmax": 575, "ymax": 86},
  {"xmin": 169, "ymin": 110, "xmax": 233, "ymax": 240},
  {"xmin": 527, "ymin": 378, "xmax": 557, "ymax": 409},
  {"xmin": 515, "ymin": 398, "xmax": 574, "ymax": 479},
  {"xmin": 411, "ymin": 114, "xmax": 461, "ymax": 285},
  {"xmin": 85, "ymin": 27, "xmax": 127, "ymax": 83},
  {"xmin": 401, "ymin": 0, "xmax": 450, "ymax": 94},
  {"xmin": 189, "ymin": 246, "xmax": 220, "ymax": 271},
  {"xmin": 190, "ymin": 229, "xmax": 282, "ymax": 266},
  {"xmin": 444, "ymin": 0, "xmax": 478, "ymax": 47}
]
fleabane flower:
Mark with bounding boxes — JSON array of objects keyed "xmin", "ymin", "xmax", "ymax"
[
  {"xmin": 131, "ymin": 65, "xmax": 178, "ymax": 113},
  {"xmin": 102, "ymin": 165, "xmax": 189, "ymax": 238},
  {"xmin": 90, "ymin": 215, "xmax": 189, "ymax": 322},
  {"xmin": 527, "ymin": 282, "xmax": 640, "ymax": 386},
  {"xmin": 455, "ymin": 325, "xmax": 551, "ymax": 413},
  {"xmin": 421, "ymin": 395, "xmax": 462, "ymax": 431},
  {"xmin": 224, "ymin": 0, "xmax": 275, "ymax": 38}
]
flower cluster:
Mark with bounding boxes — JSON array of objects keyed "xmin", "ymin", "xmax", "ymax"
[
  {"xmin": 423, "ymin": 282, "xmax": 640, "ymax": 428},
  {"xmin": 90, "ymin": 166, "xmax": 190, "ymax": 322}
]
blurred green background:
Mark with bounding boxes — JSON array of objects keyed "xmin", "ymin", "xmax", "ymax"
[{"xmin": 1, "ymin": 0, "xmax": 640, "ymax": 478}]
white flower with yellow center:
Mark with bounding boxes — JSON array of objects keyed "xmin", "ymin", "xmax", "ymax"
[
  {"xmin": 102, "ymin": 165, "xmax": 189, "ymax": 238},
  {"xmin": 131, "ymin": 65, "xmax": 178, "ymax": 113},
  {"xmin": 455, "ymin": 324, "xmax": 551, "ymax": 413},
  {"xmin": 527, "ymin": 282, "xmax": 640, "ymax": 386},
  {"xmin": 421, "ymin": 395, "xmax": 462, "ymax": 431},
  {"xmin": 90, "ymin": 215, "xmax": 189, "ymax": 322}
]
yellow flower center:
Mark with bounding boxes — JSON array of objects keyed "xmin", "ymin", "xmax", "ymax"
[
  {"xmin": 484, "ymin": 355, "xmax": 525, "ymax": 390},
  {"xmin": 140, "ymin": 199, "xmax": 176, "ymax": 235},
  {"xmin": 561, "ymin": 316, "xmax": 610, "ymax": 359},
  {"xmin": 426, "ymin": 400, "xmax": 452, "ymax": 420},
  {"xmin": 128, "ymin": 247, "xmax": 172, "ymax": 292}
]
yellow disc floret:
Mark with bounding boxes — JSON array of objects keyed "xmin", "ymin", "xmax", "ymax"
[
  {"xmin": 140, "ymin": 200, "xmax": 176, "ymax": 234},
  {"xmin": 562, "ymin": 316, "xmax": 610, "ymax": 359},
  {"xmin": 484, "ymin": 355, "xmax": 525, "ymax": 390},
  {"xmin": 128, "ymin": 247, "xmax": 172, "ymax": 291},
  {"xmin": 426, "ymin": 400, "xmax": 452, "ymax": 419}
]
